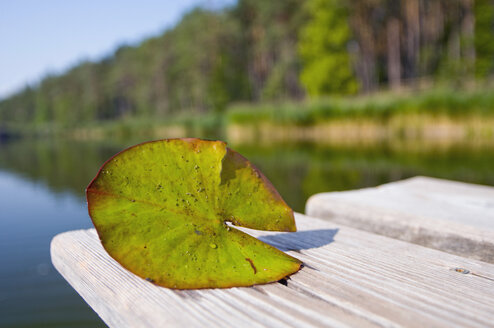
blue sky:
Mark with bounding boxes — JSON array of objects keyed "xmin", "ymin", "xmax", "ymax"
[{"xmin": 0, "ymin": 0, "xmax": 234, "ymax": 99}]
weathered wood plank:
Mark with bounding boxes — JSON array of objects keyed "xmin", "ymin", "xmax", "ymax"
[
  {"xmin": 51, "ymin": 213, "xmax": 494, "ymax": 327},
  {"xmin": 306, "ymin": 176, "xmax": 494, "ymax": 263}
]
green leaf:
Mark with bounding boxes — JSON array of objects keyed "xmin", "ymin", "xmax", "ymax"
[{"xmin": 87, "ymin": 138, "xmax": 301, "ymax": 289}]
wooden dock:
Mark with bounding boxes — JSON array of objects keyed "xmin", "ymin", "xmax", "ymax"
[
  {"xmin": 51, "ymin": 177, "xmax": 494, "ymax": 327},
  {"xmin": 306, "ymin": 176, "xmax": 494, "ymax": 263}
]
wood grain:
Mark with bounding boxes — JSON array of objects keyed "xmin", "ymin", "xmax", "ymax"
[
  {"xmin": 306, "ymin": 176, "xmax": 494, "ymax": 263},
  {"xmin": 51, "ymin": 213, "xmax": 494, "ymax": 327}
]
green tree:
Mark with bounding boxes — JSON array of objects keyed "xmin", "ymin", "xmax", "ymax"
[
  {"xmin": 298, "ymin": 0, "xmax": 357, "ymax": 96},
  {"xmin": 475, "ymin": 0, "xmax": 494, "ymax": 77}
]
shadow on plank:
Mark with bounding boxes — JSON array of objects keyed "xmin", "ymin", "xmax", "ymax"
[{"xmin": 259, "ymin": 229, "xmax": 338, "ymax": 251}]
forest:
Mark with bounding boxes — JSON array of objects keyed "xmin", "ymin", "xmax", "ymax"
[{"xmin": 0, "ymin": 0, "xmax": 493, "ymax": 126}]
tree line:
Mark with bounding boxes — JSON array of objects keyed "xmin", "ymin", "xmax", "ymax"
[{"xmin": 1, "ymin": 0, "xmax": 493, "ymax": 125}]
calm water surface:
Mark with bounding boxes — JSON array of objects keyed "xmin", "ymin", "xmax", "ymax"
[
  {"xmin": 0, "ymin": 172, "xmax": 106, "ymax": 327},
  {"xmin": 1, "ymin": 138, "xmax": 493, "ymax": 327}
]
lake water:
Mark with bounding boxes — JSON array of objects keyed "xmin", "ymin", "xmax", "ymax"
[{"xmin": 1, "ymin": 138, "xmax": 493, "ymax": 327}]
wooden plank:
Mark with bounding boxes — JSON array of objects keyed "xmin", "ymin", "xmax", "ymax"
[
  {"xmin": 51, "ymin": 213, "xmax": 494, "ymax": 327},
  {"xmin": 306, "ymin": 176, "xmax": 494, "ymax": 263}
]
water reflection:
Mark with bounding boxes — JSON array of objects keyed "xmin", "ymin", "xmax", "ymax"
[
  {"xmin": 0, "ymin": 139, "xmax": 122, "ymax": 197},
  {"xmin": 236, "ymin": 142, "xmax": 494, "ymax": 212},
  {"xmin": 1, "ymin": 139, "xmax": 494, "ymax": 212}
]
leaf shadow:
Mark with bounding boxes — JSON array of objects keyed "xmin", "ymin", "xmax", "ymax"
[{"xmin": 258, "ymin": 229, "xmax": 339, "ymax": 252}]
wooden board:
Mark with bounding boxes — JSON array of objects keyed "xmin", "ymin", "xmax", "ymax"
[
  {"xmin": 51, "ymin": 213, "xmax": 494, "ymax": 328},
  {"xmin": 306, "ymin": 176, "xmax": 494, "ymax": 263}
]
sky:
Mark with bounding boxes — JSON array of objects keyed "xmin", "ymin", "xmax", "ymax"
[{"xmin": 0, "ymin": 0, "xmax": 234, "ymax": 99}]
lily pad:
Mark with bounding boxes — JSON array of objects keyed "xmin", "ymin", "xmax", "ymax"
[{"xmin": 86, "ymin": 138, "xmax": 301, "ymax": 289}]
